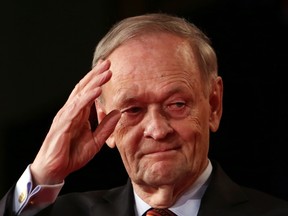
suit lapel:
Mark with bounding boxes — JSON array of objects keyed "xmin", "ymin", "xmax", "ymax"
[
  {"xmin": 197, "ymin": 161, "xmax": 248, "ymax": 216},
  {"xmin": 90, "ymin": 162, "xmax": 249, "ymax": 216},
  {"xmin": 91, "ymin": 162, "xmax": 249, "ymax": 216},
  {"xmin": 90, "ymin": 179, "xmax": 136, "ymax": 216}
]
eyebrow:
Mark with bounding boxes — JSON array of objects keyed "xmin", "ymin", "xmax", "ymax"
[
  {"xmin": 114, "ymin": 94, "xmax": 141, "ymax": 109},
  {"xmin": 114, "ymin": 86, "xmax": 190, "ymax": 108}
]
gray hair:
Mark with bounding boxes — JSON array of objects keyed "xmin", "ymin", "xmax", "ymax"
[{"xmin": 92, "ymin": 13, "xmax": 218, "ymax": 83}]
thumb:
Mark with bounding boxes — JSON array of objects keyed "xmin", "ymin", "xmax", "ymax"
[{"xmin": 93, "ymin": 110, "xmax": 121, "ymax": 147}]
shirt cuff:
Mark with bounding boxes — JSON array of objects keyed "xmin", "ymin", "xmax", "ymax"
[{"xmin": 13, "ymin": 164, "xmax": 64, "ymax": 215}]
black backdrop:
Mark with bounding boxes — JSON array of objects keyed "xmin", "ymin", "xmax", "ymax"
[{"xmin": 1, "ymin": 0, "xmax": 288, "ymax": 201}]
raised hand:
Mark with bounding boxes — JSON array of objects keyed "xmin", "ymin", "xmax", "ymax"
[{"xmin": 30, "ymin": 60, "xmax": 121, "ymax": 185}]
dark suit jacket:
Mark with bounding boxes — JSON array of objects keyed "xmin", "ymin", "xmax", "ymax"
[{"xmin": 1, "ymin": 162, "xmax": 288, "ymax": 216}]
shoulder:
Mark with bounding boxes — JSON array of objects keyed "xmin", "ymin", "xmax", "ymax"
[
  {"xmin": 57, "ymin": 184, "xmax": 127, "ymax": 205},
  {"xmin": 201, "ymin": 161, "xmax": 288, "ymax": 215},
  {"xmin": 241, "ymin": 186, "xmax": 288, "ymax": 209},
  {"xmin": 36, "ymin": 184, "xmax": 131, "ymax": 216},
  {"xmin": 230, "ymin": 186, "xmax": 288, "ymax": 215}
]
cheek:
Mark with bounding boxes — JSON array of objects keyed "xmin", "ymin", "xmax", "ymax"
[
  {"xmin": 174, "ymin": 117, "xmax": 209, "ymax": 159},
  {"xmin": 173, "ymin": 116, "xmax": 202, "ymax": 140},
  {"xmin": 113, "ymin": 123, "xmax": 142, "ymax": 168},
  {"xmin": 114, "ymin": 119, "xmax": 142, "ymax": 145}
]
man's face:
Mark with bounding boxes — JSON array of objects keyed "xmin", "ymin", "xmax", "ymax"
[{"xmin": 97, "ymin": 33, "xmax": 218, "ymax": 190}]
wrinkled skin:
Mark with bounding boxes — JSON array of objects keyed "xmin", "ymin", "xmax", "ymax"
[
  {"xmin": 30, "ymin": 32, "xmax": 223, "ymax": 208},
  {"xmin": 31, "ymin": 60, "xmax": 121, "ymax": 185},
  {"xmin": 96, "ymin": 33, "xmax": 223, "ymax": 207}
]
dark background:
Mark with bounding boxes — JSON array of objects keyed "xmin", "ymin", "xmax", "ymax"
[{"xmin": 1, "ymin": 0, "xmax": 288, "ymax": 201}]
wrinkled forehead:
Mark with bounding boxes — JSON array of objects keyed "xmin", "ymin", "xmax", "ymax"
[
  {"xmin": 98, "ymin": 34, "xmax": 203, "ymax": 106},
  {"xmin": 107, "ymin": 33, "xmax": 199, "ymax": 80}
]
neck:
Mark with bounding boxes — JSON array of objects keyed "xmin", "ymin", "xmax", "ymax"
[
  {"xmin": 132, "ymin": 183, "xmax": 178, "ymax": 208},
  {"xmin": 132, "ymin": 160, "xmax": 210, "ymax": 208},
  {"xmin": 132, "ymin": 174, "xmax": 201, "ymax": 207}
]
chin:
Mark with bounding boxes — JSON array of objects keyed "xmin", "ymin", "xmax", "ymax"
[{"xmin": 144, "ymin": 166, "xmax": 187, "ymax": 186}]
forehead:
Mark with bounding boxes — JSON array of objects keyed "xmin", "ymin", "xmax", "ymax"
[
  {"xmin": 102, "ymin": 33, "xmax": 202, "ymax": 104},
  {"xmin": 108, "ymin": 33, "xmax": 199, "ymax": 79}
]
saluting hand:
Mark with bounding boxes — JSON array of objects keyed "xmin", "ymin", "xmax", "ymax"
[{"xmin": 30, "ymin": 60, "xmax": 121, "ymax": 185}]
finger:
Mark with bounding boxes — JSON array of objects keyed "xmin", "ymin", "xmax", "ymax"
[
  {"xmin": 79, "ymin": 59, "xmax": 111, "ymax": 89},
  {"xmin": 68, "ymin": 69, "xmax": 112, "ymax": 102},
  {"xmin": 93, "ymin": 110, "xmax": 121, "ymax": 148},
  {"xmin": 62, "ymin": 68, "xmax": 112, "ymax": 124},
  {"xmin": 68, "ymin": 59, "xmax": 111, "ymax": 99},
  {"xmin": 89, "ymin": 103, "xmax": 98, "ymax": 132},
  {"xmin": 59, "ymin": 87, "xmax": 103, "ymax": 124},
  {"xmin": 79, "ymin": 69, "xmax": 112, "ymax": 98}
]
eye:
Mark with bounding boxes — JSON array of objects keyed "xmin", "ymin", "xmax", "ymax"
[
  {"xmin": 121, "ymin": 106, "xmax": 143, "ymax": 115},
  {"xmin": 166, "ymin": 101, "xmax": 189, "ymax": 118},
  {"xmin": 119, "ymin": 106, "xmax": 144, "ymax": 126},
  {"xmin": 168, "ymin": 102, "xmax": 186, "ymax": 110}
]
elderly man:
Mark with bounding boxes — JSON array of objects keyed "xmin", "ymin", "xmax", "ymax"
[{"xmin": 1, "ymin": 13, "xmax": 288, "ymax": 216}]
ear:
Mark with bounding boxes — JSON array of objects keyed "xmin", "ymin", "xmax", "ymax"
[
  {"xmin": 209, "ymin": 76, "xmax": 223, "ymax": 132},
  {"xmin": 95, "ymin": 100, "xmax": 117, "ymax": 148}
]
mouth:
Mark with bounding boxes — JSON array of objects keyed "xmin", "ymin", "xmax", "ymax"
[{"xmin": 144, "ymin": 146, "xmax": 181, "ymax": 157}]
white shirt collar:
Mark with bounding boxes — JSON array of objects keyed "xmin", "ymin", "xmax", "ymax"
[{"xmin": 133, "ymin": 160, "xmax": 212, "ymax": 216}]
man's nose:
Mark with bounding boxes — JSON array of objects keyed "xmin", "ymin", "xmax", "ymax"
[{"xmin": 143, "ymin": 110, "xmax": 174, "ymax": 140}]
